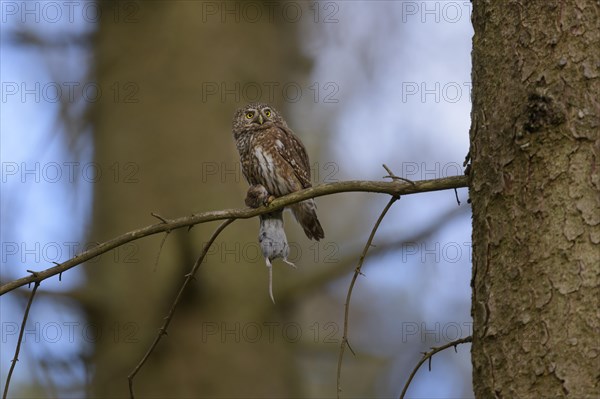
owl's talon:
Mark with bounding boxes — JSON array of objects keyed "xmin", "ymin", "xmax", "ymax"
[
  {"xmin": 265, "ymin": 195, "xmax": 276, "ymax": 205},
  {"xmin": 245, "ymin": 184, "xmax": 271, "ymax": 208}
]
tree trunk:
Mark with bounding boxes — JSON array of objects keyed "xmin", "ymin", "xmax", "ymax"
[
  {"xmin": 470, "ymin": 1, "xmax": 599, "ymax": 397},
  {"xmin": 87, "ymin": 1, "xmax": 309, "ymax": 396}
]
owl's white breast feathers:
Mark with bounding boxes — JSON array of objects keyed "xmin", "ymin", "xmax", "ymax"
[
  {"xmin": 253, "ymin": 145, "xmax": 294, "ymax": 196},
  {"xmin": 254, "ymin": 146, "xmax": 274, "ymax": 172}
]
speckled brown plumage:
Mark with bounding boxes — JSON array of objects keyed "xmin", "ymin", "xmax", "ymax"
[{"xmin": 232, "ymin": 103, "xmax": 325, "ymax": 241}]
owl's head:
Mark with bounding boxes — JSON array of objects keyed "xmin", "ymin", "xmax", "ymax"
[{"xmin": 232, "ymin": 103, "xmax": 286, "ymax": 140}]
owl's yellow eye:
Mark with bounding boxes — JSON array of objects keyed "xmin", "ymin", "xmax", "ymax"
[
  {"xmin": 264, "ymin": 109, "xmax": 271, "ymax": 117},
  {"xmin": 245, "ymin": 112, "xmax": 254, "ymax": 119}
]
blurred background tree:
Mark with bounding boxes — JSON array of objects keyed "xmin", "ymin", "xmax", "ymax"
[{"xmin": 88, "ymin": 1, "xmax": 314, "ymax": 396}]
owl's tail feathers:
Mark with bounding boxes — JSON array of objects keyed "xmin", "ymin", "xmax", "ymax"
[{"xmin": 291, "ymin": 200, "xmax": 325, "ymax": 241}]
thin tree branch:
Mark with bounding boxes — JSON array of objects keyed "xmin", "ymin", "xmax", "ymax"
[
  {"xmin": 3, "ymin": 281, "xmax": 40, "ymax": 399},
  {"xmin": 382, "ymin": 163, "xmax": 415, "ymax": 185},
  {"xmin": 337, "ymin": 196, "xmax": 399, "ymax": 398},
  {"xmin": 399, "ymin": 335, "xmax": 473, "ymax": 399},
  {"xmin": 127, "ymin": 219, "xmax": 234, "ymax": 399},
  {"xmin": 150, "ymin": 212, "xmax": 168, "ymax": 224},
  {"xmin": 0, "ymin": 176, "xmax": 468, "ymax": 296},
  {"xmin": 153, "ymin": 233, "xmax": 170, "ymax": 272}
]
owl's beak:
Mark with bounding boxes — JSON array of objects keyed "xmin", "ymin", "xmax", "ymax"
[{"xmin": 257, "ymin": 114, "xmax": 264, "ymax": 125}]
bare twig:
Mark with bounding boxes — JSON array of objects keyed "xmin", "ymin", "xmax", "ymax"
[
  {"xmin": 151, "ymin": 213, "xmax": 171, "ymax": 271},
  {"xmin": 3, "ymin": 281, "xmax": 40, "ymax": 399},
  {"xmin": 337, "ymin": 196, "xmax": 399, "ymax": 398},
  {"xmin": 127, "ymin": 219, "xmax": 234, "ymax": 399},
  {"xmin": 150, "ymin": 212, "xmax": 169, "ymax": 224},
  {"xmin": 382, "ymin": 164, "xmax": 415, "ymax": 185},
  {"xmin": 1, "ymin": 177, "xmax": 468, "ymax": 296},
  {"xmin": 399, "ymin": 335, "xmax": 473, "ymax": 399},
  {"xmin": 152, "ymin": 232, "xmax": 170, "ymax": 272},
  {"xmin": 454, "ymin": 188, "xmax": 461, "ymax": 205}
]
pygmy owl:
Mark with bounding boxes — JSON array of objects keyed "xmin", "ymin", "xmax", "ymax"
[
  {"xmin": 232, "ymin": 103, "xmax": 324, "ymax": 240},
  {"xmin": 232, "ymin": 103, "xmax": 324, "ymax": 301}
]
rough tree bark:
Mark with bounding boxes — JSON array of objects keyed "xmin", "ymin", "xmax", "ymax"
[{"xmin": 470, "ymin": 1, "xmax": 599, "ymax": 397}]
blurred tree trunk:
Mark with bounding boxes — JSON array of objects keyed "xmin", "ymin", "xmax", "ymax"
[
  {"xmin": 86, "ymin": 1, "xmax": 310, "ymax": 396},
  {"xmin": 470, "ymin": 1, "xmax": 599, "ymax": 397}
]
